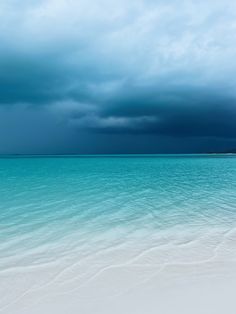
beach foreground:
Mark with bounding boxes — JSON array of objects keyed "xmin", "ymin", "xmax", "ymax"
[
  {"xmin": 1, "ymin": 230, "xmax": 236, "ymax": 314},
  {"xmin": 0, "ymin": 156, "xmax": 236, "ymax": 313}
]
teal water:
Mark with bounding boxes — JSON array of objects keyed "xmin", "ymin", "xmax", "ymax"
[{"xmin": 0, "ymin": 155, "xmax": 236, "ymax": 271}]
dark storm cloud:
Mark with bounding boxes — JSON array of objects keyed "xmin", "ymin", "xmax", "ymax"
[
  {"xmin": 59, "ymin": 85, "xmax": 236, "ymax": 139},
  {"xmin": 0, "ymin": 0, "xmax": 236, "ymax": 153}
]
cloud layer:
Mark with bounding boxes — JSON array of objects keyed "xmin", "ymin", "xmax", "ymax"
[{"xmin": 1, "ymin": 0, "xmax": 236, "ymax": 153}]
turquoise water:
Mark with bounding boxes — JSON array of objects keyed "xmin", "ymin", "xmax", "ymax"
[{"xmin": 0, "ymin": 155, "xmax": 236, "ymax": 271}]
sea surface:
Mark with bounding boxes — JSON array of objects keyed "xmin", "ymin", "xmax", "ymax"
[{"xmin": 0, "ymin": 155, "xmax": 236, "ymax": 314}]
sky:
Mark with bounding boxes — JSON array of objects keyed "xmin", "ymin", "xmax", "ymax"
[{"xmin": 0, "ymin": 0, "xmax": 236, "ymax": 154}]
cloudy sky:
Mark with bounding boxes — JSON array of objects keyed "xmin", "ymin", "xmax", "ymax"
[{"xmin": 1, "ymin": 0, "xmax": 236, "ymax": 154}]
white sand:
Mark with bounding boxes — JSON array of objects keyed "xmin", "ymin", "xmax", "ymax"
[{"xmin": 1, "ymin": 226, "xmax": 236, "ymax": 314}]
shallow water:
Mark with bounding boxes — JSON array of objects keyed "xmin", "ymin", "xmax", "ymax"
[{"xmin": 0, "ymin": 155, "xmax": 236, "ymax": 313}]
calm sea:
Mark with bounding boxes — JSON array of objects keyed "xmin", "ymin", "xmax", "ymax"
[{"xmin": 0, "ymin": 155, "xmax": 236, "ymax": 271}]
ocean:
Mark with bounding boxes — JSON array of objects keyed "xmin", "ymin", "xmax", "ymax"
[{"xmin": 0, "ymin": 155, "xmax": 236, "ymax": 314}]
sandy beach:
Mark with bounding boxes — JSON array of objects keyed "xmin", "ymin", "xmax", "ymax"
[{"xmin": 1, "ymin": 225, "xmax": 236, "ymax": 314}]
